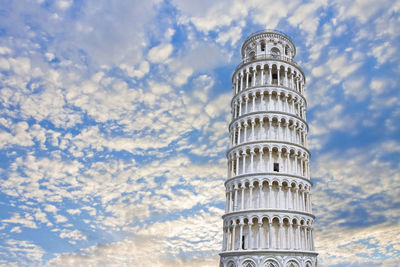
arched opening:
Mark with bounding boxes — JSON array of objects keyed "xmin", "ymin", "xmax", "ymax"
[
  {"xmin": 264, "ymin": 260, "xmax": 279, "ymax": 267},
  {"xmin": 285, "ymin": 45, "xmax": 290, "ymax": 56},
  {"xmin": 249, "ymin": 51, "xmax": 256, "ymax": 60},
  {"xmin": 271, "ymin": 47, "xmax": 280, "ymax": 57},
  {"xmin": 242, "ymin": 260, "xmax": 256, "ymax": 267},
  {"xmin": 286, "ymin": 261, "xmax": 299, "ymax": 267},
  {"xmin": 261, "ymin": 41, "xmax": 266, "ymax": 52}
]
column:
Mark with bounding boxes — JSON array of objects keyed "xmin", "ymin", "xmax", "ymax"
[
  {"xmin": 249, "ymin": 185, "xmax": 253, "ymax": 209},
  {"xmin": 250, "ymin": 150, "xmax": 254, "ymax": 172},
  {"xmin": 222, "ymin": 227, "xmax": 226, "ymax": 250},
  {"xmin": 239, "ymin": 99, "xmax": 242, "ymax": 116},
  {"xmin": 269, "ymin": 184, "xmax": 273, "ymax": 208},
  {"xmin": 227, "ymin": 226, "xmax": 231, "ymax": 250},
  {"xmin": 285, "ymin": 185, "xmax": 289, "ymax": 210},
  {"xmin": 251, "ymin": 120, "xmax": 255, "ymax": 140},
  {"xmin": 225, "ymin": 191, "xmax": 229, "ymax": 212},
  {"xmin": 288, "ymin": 222, "xmax": 293, "ymax": 250},
  {"xmin": 248, "ymin": 223, "xmax": 253, "ymax": 249},
  {"xmin": 277, "ymin": 66, "xmax": 280, "ymax": 85},
  {"xmin": 286, "ymin": 153, "xmax": 290, "ymax": 173},
  {"xmin": 258, "ymin": 223, "xmax": 263, "ymax": 249},
  {"xmin": 268, "ymin": 93, "xmax": 271, "ymax": 110},
  {"xmin": 294, "ymin": 155, "xmax": 298, "ymax": 175},
  {"xmin": 268, "ymin": 120, "xmax": 272, "ymax": 139},
  {"xmin": 235, "ymin": 75, "xmax": 239, "ymax": 94},
  {"xmin": 298, "ymin": 225, "xmax": 302, "ymax": 250},
  {"xmin": 245, "ymin": 96, "xmax": 249, "ymax": 114},
  {"xmin": 240, "ymin": 72, "xmax": 243, "ymax": 91},
  {"xmin": 241, "ymin": 185, "xmax": 245, "ymax": 210},
  {"xmin": 259, "ymin": 150, "xmax": 263, "ymax": 172},
  {"xmin": 300, "ymin": 157, "xmax": 304, "ymax": 177},
  {"xmin": 291, "ymin": 73, "xmax": 294, "ymax": 90},
  {"xmin": 278, "ymin": 223, "xmax": 284, "ymax": 249},
  {"xmin": 243, "ymin": 122, "xmax": 248, "ymax": 143},
  {"xmin": 232, "ymin": 223, "xmax": 236, "ymax": 250},
  {"xmin": 278, "ymin": 150, "xmax": 282, "ymax": 172},
  {"xmin": 258, "ymin": 183, "xmax": 263, "ymax": 208},
  {"xmin": 268, "ymin": 150, "xmax": 272, "ymax": 172},
  {"xmin": 246, "ymin": 70, "xmax": 249, "ymax": 88},
  {"xmin": 234, "ymin": 185, "xmax": 238, "ymax": 211},
  {"xmin": 277, "ymin": 121, "xmax": 280, "ymax": 140},
  {"xmin": 229, "ymin": 188, "xmax": 233, "ymax": 212},
  {"xmin": 260, "ymin": 93, "xmax": 264, "ymax": 110},
  {"xmin": 237, "ymin": 125, "xmax": 241, "ymax": 144},
  {"xmin": 261, "ymin": 67, "xmax": 264, "ymax": 85},
  {"xmin": 288, "ymin": 186, "xmax": 292, "ymax": 210},
  {"xmin": 296, "ymin": 77, "xmax": 299, "ymax": 92},
  {"xmin": 268, "ymin": 222, "xmax": 273, "ymax": 248},
  {"xmin": 285, "ymin": 69, "xmax": 288, "ymax": 87},
  {"xmin": 239, "ymin": 223, "xmax": 244, "ymax": 250},
  {"xmin": 269, "ymin": 67, "xmax": 272, "ymax": 85},
  {"xmin": 252, "ymin": 93, "xmax": 256, "ymax": 112},
  {"xmin": 242, "ymin": 152, "xmax": 247, "ymax": 174},
  {"xmin": 236, "ymin": 153, "xmax": 240, "ymax": 175},
  {"xmin": 277, "ymin": 184, "xmax": 282, "ymax": 209},
  {"xmin": 310, "ymin": 228, "xmax": 315, "ymax": 250},
  {"xmin": 252, "ymin": 69, "xmax": 256, "ymax": 87}
]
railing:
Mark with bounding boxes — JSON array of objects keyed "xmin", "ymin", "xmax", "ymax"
[
  {"xmin": 244, "ymin": 29, "xmax": 293, "ymax": 41},
  {"xmin": 234, "ymin": 54, "xmax": 301, "ymax": 73}
]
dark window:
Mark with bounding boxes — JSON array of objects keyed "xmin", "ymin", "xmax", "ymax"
[
  {"xmin": 272, "ymin": 74, "xmax": 278, "ymax": 79},
  {"xmin": 242, "ymin": 235, "xmax": 245, "ymax": 249},
  {"xmin": 261, "ymin": 43, "xmax": 266, "ymax": 51},
  {"xmin": 274, "ymin": 163, "xmax": 279, "ymax": 172}
]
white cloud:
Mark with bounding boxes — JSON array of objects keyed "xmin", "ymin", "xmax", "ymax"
[
  {"xmin": 148, "ymin": 43, "xmax": 174, "ymax": 63},
  {"xmin": 173, "ymin": 67, "xmax": 193, "ymax": 86},
  {"xmin": 2, "ymin": 213, "xmax": 37, "ymax": 229},
  {"xmin": 0, "ymin": 46, "xmax": 12, "ymax": 55},
  {"xmin": 216, "ymin": 26, "xmax": 242, "ymax": 46}
]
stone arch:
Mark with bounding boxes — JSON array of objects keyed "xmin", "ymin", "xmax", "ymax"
[
  {"xmin": 285, "ymin": 259, "xmax": 300, "ymax": 267},
  {"xmin": 242, "ymin": 259, "xmax": 256, "ymax": 267},
  {"xmin": 271, "ymin": 47, "xmax": 281, "ymax": 57},
  {"xmin": 263, "ymin": 258, "xmax": 280, "ymax": 267}
]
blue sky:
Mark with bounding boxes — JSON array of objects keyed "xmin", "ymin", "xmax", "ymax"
[{"xmin": 0, "ymin": 0, "xmax": 399, "ymax": 266}]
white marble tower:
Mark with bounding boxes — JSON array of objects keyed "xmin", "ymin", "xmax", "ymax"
[{"xmin": 219, "ymin": 30, "xmax": 318, "ymax": 267}]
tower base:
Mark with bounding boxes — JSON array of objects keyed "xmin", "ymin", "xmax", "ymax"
[{"xmin": 219, "ymin": 250, "xmax": 318, "ymax": 267}]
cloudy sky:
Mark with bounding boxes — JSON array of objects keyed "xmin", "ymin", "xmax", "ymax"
[{"xmin": 0, "ymin": 0, "xmax": 399, "ymax": 266}]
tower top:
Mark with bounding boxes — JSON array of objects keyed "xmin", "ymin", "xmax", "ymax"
[{"xmin": 240, "ymin": 29, "xmax": 296, "ymax": 61}]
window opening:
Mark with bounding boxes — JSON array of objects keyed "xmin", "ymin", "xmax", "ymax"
[{"xmin": 274, "ymin": 163, "xmax": 279, "ymax": 172}]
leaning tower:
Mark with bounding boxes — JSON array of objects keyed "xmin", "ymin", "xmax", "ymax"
[{"xmin": 219, "ymin": 30, "xmax": 317, "ymax": 267}]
